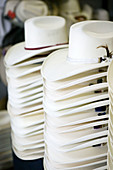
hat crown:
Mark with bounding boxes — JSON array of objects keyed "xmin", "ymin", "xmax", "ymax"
[
  {"xmin": 25, "ymin": 16, "xmax": 68, "ymax": 49},
  {"xmin": 68, "ymin": 20, "xmax": 113, "ymax": 63}
]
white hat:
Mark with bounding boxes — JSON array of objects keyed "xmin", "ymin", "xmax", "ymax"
[
  {"xmin": 6, "ymin": 71, "xmax": 42, "ymax": 88},
  {"xmin": 41, "ymin": 20, "xmax": 113, "ymax": 81},
  {"xmin": 15, "ymin": 0, "xmax": 49, "ymax": 22},
  {"xmin": 4, "ymin": 16, "xmax": 68, "ymax": 66},
  {"xmin": 44, "ymin": 154, "xmax": 107, "ymax": 170},
  {"xmin": 45, "ymin": 125, "xmax": 107, "ymax": 145},
  {"xmin": 11, "ymin": 131, "xmax": 44, "ymax": 145},
  {"xmin": 9, "ymin": 113, "xmax": 44, "ymax": 128},
  {"xmin": 5, "ymin": 55, "xmax": 46, "ymax": 68},
  {"xmin": 44, "ymin": 100, "xmax": 109, "ymax": 117},
  {"xmin": 45, "ymin": 111, "xmax": 108, "ymax": 128},
  {"xmin": 7, "ymin": 102, "xmax": 43, "ymax": 115},
  {"xmin": 45, "ymin": 144, "xmax": 107, "ymax": 164},
  {"xmin": 44, "ymin": 92, "xmax": 108, "ymax": 111},
  {"xmin": 45, "ymin": 109, "xmax": 108, "ymax": 127},
  {"xmin": 12, "ymin": 145, "xmax": 44, "ymax": 160},
  {"xmin": 108, "ymin": 60, "xmax": 113, "ymax": 93},
  {"xmin": 59, "ymin": 0, "xmax": 80, "ymax": 15},
  {"xmin": 6, "ymin": 64, "xmax": 42, "ymax": 78},
  {"xmin": 44, "ymin": 82, "xmax": 108, "ymax": 101},
  {"xmin": 43, "ymin": 68, "xmax": 107, "ymax": 90},
  {"xmin": 45, "ymin": 127, "xmax": 108, "ymax": 146}
]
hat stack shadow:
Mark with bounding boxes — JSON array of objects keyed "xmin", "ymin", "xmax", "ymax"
[
  {"xmin": 4, "ymin": 16, "xmax": 68, "ymax": 160},
  {"xmin": 41, "ymin": 20, "xmax": 113, "ymax": 169}
]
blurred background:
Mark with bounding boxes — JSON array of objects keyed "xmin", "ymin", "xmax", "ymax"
[{"xmin": 0, "ymin": 0, "xmax": 113, "ymax": 169}]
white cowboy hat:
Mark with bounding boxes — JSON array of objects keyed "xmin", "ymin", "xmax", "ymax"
[
  {"xmin": 6, "ymin": 64, "xmax": 42, "ymax": 78},
  {"xmin": 6, "ymin": 71, "xmax": 42, "ymax": 88},
  {"xmin": 12, "ymin": 136, "xmax": 44, "ymax": 149},
  {"xmin": 8, "ymin": 105, "xmax": 43, "ymax": 119},
  {"xmin": 44, "ymin": 92, "xmax": 108, "ymax": 111},
  {"xmin": 5, "ymin": 55, "xmax": 46, "ymax": 68},
  {"xmin": 12, "ymin": 145, "xmax": 44, "ymax": 160},
  {"xmin": 43, "ymin": 82, "xmax": 108, "ymax": 102},
  {"xmin": 45, "ymin": 144, "xmax": 107, "ymax": 164},
  {"xmin": 4, "ymin": 16, "xmax": 68, "ymax": 66},
  {"xmin": 15, "ymin": 0, "xmax": 49, "ymax": 22},
  {"xmin": 41, "ymin": 20, "xmax": 113, "ymax": 82},
  {"xmin": 45, "ymin": 109, "xmax": 108, "ymax": 127},
  {"xmin": 45, "ymin": 117, "xmax": 108, "ymax": 134},
  {"xmin": 10, "ymin": 113, "xmax": 44, "ymax": 128},
  {"xmin": 8, "ymin": 78, "xmax": 43, "ymax": 90},
  {"xmin": 44, "ymin": 153, "xmax": 107, "ymax": 169},
  {"xmin": 7, "ymin": 102, "xmax": 43, "ymax": 115},
  {"xmin": 44, "ymin": 100, "xmax": 109, "ymax": 118},
  {"xmin": 11, "ymin": 121, "xmax": 44, "ymax": 136},
  {"xmin": 9, "ymin": 92, "xmax": 43, "ymax": 105},
  {"xmin": 42, "ymin": 47, "xmax": 110, "ymax": 81},
  {"xmin": 8, "ymin": 80, "xmax": 42, "ymax": 92},
  {"xmin": 45, "ymin": 131, "xmax": 108, "ymax": 150},
  {"xmin": 44, "ymin": 154, "xmax": 107, "ymax": 170},
  {"xmin": 9, "ymin": 97, "xmax": 43, "ymax": 108},
  {"xmin": 46, "ymin": 135, "xmax": 107, "ymax": 153},
  {"xmin": 9, "ymin": 88, "xmax": 43, "ymax": 100},
  {"xmin": 43, "ymin": 70, "xmax": 107, "ymax": 90},
  {"xmin": 108, "ymin": 60, "xmax": 113, "ymax": 93},
  {"xmin": 8, "ymin": 84, "xmax": 43, "ymax": 99},
  {"xmin": 45, "ymin": 113, "xmax": 108, "ymax": 128},
  {"xmin": 45, "ymin": 125, "xmax": 107, "ymax": 145},
  {"xmin": 11, "ymin": 131, "xmax": 44, "ymax": 145},
  {"xmin": 12, "ymin": 128, "xmax": 44, "ymax": 138}
]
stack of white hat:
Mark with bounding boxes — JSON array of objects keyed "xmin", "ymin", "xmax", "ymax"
[
  {"xmin": 41, "ymin": 21, "xmax": 113, "ymax": 170},
  {"xmin": 0, "ymin": 110, "xmax": 13, "ymax": 169},
  {"xmin": 4, "ymin": 16, "xmax": 68, "ymax": 160},
  {"xmin": 107, "ymin": 60, "xmax": 113, "ymax": 169}
]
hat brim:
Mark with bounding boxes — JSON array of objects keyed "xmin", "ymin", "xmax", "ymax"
[
  {"xmin": 41, "ymin": 48, "xmax": 109, "ymax": 82},
  {"xmin": 6, "ymin": 56, "xmax": 46, "ymax": 68},
  {"xmin": 44, "ymin": 154, "xmax": 107, "ymax": 169},
  {"xmin": 6, "ymin": 64, "xmax": 42, "ymax": 78},
  {"xmin": 6, "ymin": 73, "xmax": 42, "ymax": 88},
  {"xmin": 45, "ymin": 144, "xmax": 107, "ymax": 164},
  {"xmin": 45, "ymin": 125, "xmax": 106, "ymax": 143},
  {"xmin": 12, "ymin": 145, "xmax": 44, "ymax": 160},
  {"xmin": 108, "ymin": 60, "xmax": 113, "ymax": 93},
  {"xmin": 44, "ymin": 100, "xmax": 109, "ymax": 117},
  {"xmin": 9, "ymin": 97, "xmax": 43, "ymax": 108},
  {"xmin": 45, "ymin": 109, "xmax": 106, "ymax": 125},
  {"xmin": 4, "ymin": 42, "xmax": 68, "ymax": 66},
  {"xmin": 44, "ymin": 92, "xmax": 108, "ymax": 111},
  {"xmin": 43, "ymin": 71, "xmax": 107, "ymax": 91},
  {"xmin": 7, "ymin": 102, "xmax": 43, "ymax": 115},
  {"xmin": 44, "ymin": 82, "xmax": 108, "ymax": 101}
]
